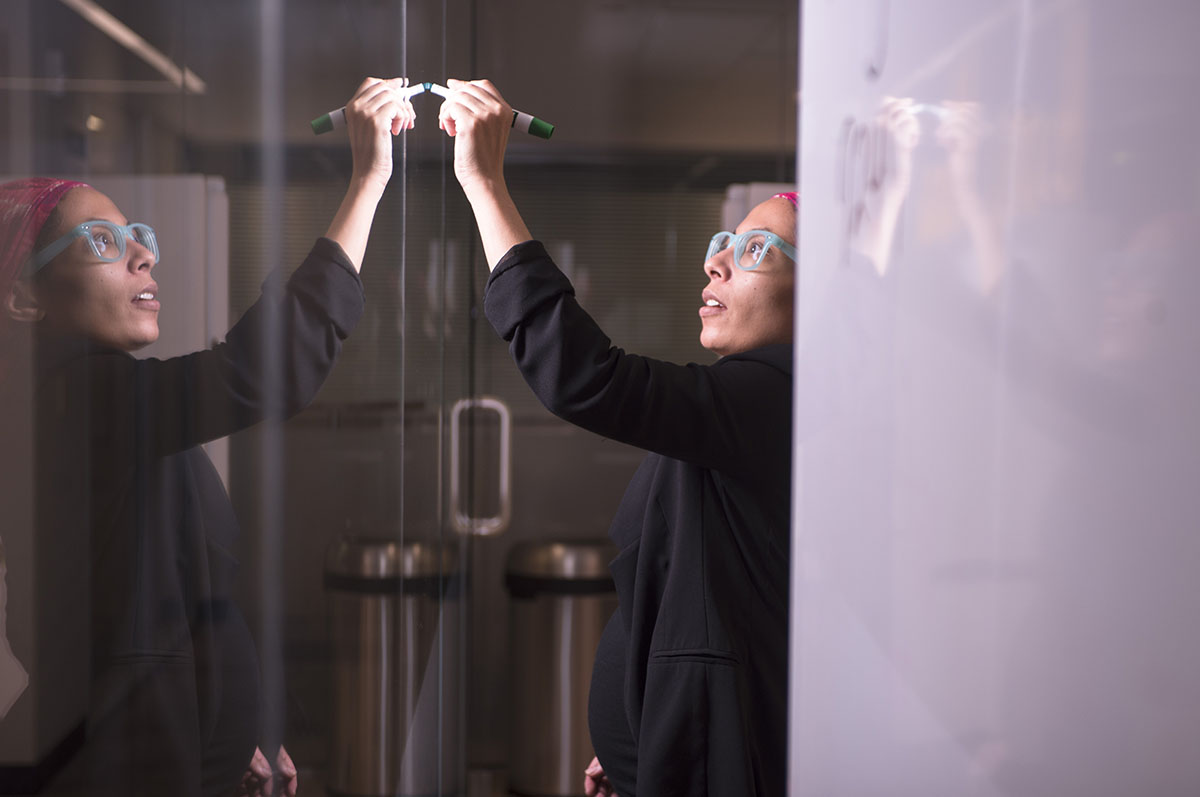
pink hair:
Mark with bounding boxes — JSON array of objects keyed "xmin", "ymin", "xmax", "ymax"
[{"xmin": 1, "ymin": 177, "xmax": 90, "ymax": 383}]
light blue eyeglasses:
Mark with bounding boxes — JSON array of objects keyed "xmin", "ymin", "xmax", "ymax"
[
  {"xmin": 706, "ymin": 229, "xmax": 796, "ymax": 271},
  {"xmin": 27, "ymin": 220, "xmax": 159, "ymax": 274}
]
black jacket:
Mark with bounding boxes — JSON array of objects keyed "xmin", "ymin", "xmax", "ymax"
[
  {"xmin": 37, "ymin": 238, "xmax": 363, "ymax": 797},
  {"xmin": 485, "ymin": 240, "xmax": 792, "ymax": 796}
]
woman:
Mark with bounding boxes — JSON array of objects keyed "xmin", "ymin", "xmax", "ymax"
[
  {"xmin": 439, "ymin": 79, "xmax": 795, "ymax": 796},
  {"xmin": 0, "ymin": 77, "xmax": 415, "ymax": 797}
]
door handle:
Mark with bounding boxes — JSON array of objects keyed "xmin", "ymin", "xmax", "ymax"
[{"xmin": 449, "ymin": 396, "xmax": 512, "ymax": 535}]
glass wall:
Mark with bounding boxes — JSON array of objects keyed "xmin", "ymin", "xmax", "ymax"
[{"xmin": 1, "ymin": 1, "xmax": 798, "ymax": 794}]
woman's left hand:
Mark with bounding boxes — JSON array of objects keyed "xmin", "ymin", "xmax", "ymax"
[
  {"xmin": 437, "ymin": 78, "xmax": 513, "ymax": 196},
  {"xmin": 344, "ymin": 77, "xmax": 417, "ymax": 194}
]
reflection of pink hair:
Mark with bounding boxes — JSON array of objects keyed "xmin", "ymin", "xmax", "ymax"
[
  {"xmin": 0, "ymin": 178, "xmax": 90, "ymax": 384},
  {"xmin": 772, "ymin": 191, "xmax": 799, "ymax": 207},
  {"xmin": 1, "ymin": 178, "xmax": 89, "ymax": 296}
]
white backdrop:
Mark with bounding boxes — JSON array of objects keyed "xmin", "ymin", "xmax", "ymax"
[{"xmin": 790, "ymin": 2, "xmax": 1200, "ymax": 794}]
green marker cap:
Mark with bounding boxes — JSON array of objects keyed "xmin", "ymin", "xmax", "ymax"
[
  {"xmin": 310, "ymin": 113, "xmax": 334, "ymax": 136},
  {"xmin": 528, "ymin": 117, "xmax": 555, "ymax": 139}
]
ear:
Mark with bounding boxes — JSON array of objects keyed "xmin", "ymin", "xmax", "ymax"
[{"xmin": 6, "ymin": 279, "xmax": 45, "ymax": 323}]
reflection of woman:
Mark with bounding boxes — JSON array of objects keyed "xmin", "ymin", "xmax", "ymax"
[
  {"xmin": 440, "ymin": 80, "xmax": 795, "ymax": 796},
  {"xmin": 0, "ymin": 78, "xmax": 414, "ymax": 797}
]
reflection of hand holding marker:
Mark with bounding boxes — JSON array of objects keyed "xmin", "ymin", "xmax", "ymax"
[
  {"xmin": 310, "ymin": 82, "xmax": 554, "ymax": 139},
  {"xmin": 310, "ymin": 82, "xmax": 426, "ymax": 135},
  {"xmin": 423, "ymin": 82, "xmax": 554, "ymax": 139}
]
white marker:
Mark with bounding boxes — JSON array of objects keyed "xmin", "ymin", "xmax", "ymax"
[{"xmin": 310, "ymin": 82, "xmax": 554, "ymax": 139}]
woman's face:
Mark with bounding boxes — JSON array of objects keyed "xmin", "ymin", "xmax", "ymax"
[
  {"xmin": 699, "ymin": 197, "xmax": 796, "ymax": 356},
  {"xmin": 33, "ymin": 187, "xmax": 159, "ymax": 351}
]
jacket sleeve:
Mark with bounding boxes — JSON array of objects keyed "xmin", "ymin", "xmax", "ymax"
[
  {"xmin": 78, "ymin": 237, "xmax": 364, "ymax": 457},
  {"xmin": 483, "ymin": 240, "xmax": 792, "ymax": 481}
]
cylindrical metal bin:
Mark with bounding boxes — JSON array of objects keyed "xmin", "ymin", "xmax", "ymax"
[
  {"xmin": 325, "ymin": 537, "xmax": 462, "ymax": 797},
  {"xmin": 505, "ymin": 540, "xmax": 618, "ymax": 797}
]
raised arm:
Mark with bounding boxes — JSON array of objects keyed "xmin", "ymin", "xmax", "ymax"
[
  {"xmin": 437, "ymin": 78, "xmax": 532, "ymax": 269},
  {"xmin": 63, "ymin": 78, "xmax": 415, "ymax": 457},
  {"xmin": 325, "ymin": 77, "xmax": 416, "ymax": 269}
]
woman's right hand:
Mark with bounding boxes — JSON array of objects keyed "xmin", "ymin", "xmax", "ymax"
[
  {"xmin": 584, "ymin": 755, "xmax": 618, "ymax": 797},
  {"xmin": 344, "ymin": 77, "xmax": 417, "ymax": 194},
  {"xmin": 437, "ymin": 78, "xmax": 514, "ymax": 196}
]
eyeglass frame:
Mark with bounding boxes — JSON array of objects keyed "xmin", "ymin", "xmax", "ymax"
[
  {"xmin": 26, "ymin": 219, "xmax": 160, "ymax": 275},
  {"xmin": 706, "ymin": 228, "xmax": 797, "ymax": 271}
]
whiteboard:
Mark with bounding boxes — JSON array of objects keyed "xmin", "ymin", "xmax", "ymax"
[{"xmin": 790, "ymin": 1, "xmax": 1200, "ymax": 794}]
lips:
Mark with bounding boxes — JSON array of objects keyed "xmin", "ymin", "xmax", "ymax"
[
  {"xmin": 133, "ymin": 282, "xmax": 160, "ymax": 310},
  {"xmin": 699, "ymin": 289, "xmax": 725, "ymax": 318}
]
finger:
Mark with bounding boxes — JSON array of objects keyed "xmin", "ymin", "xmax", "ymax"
[
  {"xmin": 275, "ymin": 746, "xmax": 297, "ymax": 778},
  {"xmin": 358, "ymin": 94, "xmax": 411, "ymax": 136},
  {"xmin": 353, "ymin": 77, "xmax": 412, "ymax": 116},
  {"xmin": 438, "ymin": 96, "xmax": 485, "ymax": 136},
  {"xmin": 360, "ymin": 96, "xmax": 407, "ymax": 135},
  {"xmin": 396, "ymin": 100, "xmax": 417, "ymax": 133},
  {"xmin": 464, "ymin": 78, "xmax": 507, "ymax": 105},
  {"xmin": 446, "ymin": 78, "xmax": 505, "ymax": 115},
  {"xmin": 357, "ymin": 84, "xmax": 404, "ymax": 116},
  {"xmin": 250, "ymin": 747, "xmax": 272, "ymax": 780},
  {"xmin": 355, "ymin": 76, "xmax": 383, "ymax": 93},
  {"xmin": 443, "ymin": 88, "xmax": 492, "ymax": 119},
  {"xmin": 584, "ymin": 775, "xmax": 598, "ymax": 797},
  {"xmin": 350, "ymin": 76, "xmax": 385, "ymax": 104}
]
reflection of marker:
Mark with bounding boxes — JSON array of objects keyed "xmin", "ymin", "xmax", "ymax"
[
  {"xmin": 424, "ymin": 82, "xmax": 554, "ymax": 139},
  {"xmin": 310, "ymin": 83, "xmax": 426, "ymax": 135},
  {"xmin": 310, "ymin": 81, "xmax": 555, "ymax": 139},
  {"xmin": 911, "ymin": 103, "xmax": 950, "ymax": 119}
]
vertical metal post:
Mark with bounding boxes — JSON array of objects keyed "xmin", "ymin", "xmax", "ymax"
[{"xmin": 258, "ymin": 0, "xmax": 286, "ymax": 756}]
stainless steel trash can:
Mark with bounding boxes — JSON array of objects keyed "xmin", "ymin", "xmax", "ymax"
[
  {"xmin": 325, "ymin": 537, "xmax": 462, "ymax": 797},
  {"xmin": 505, "ymin": 541, "xmax": 618, "ymax": 797}
]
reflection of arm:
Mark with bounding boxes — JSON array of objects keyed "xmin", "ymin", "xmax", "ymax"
[
  {"xmin": 849, "ymin": 202, "xmax": 906, "ymax": 277},
  {"xmin": 76, "ymin": 239, "xmax": 363, "ymax": 457},
  {"xmin": 844, "ymin": 99, "xmax": 919, "ymax": 277},
  {"xmin": 483, "ymin": 241, "xmax": 791, "ymax": 479},
  {"xmin": 955, "ymin": 189, "xmax": 1004, "ymax": 294},
  {"xmin": 938, "ymin": 102, "xmax": 1005, "ymax": 294}
]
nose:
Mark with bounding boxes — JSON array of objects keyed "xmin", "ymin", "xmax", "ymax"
[
  {"xmin": 127, "ymin": 239, "xmax": 155, "ymax": 272},
  {"xmin": 705, "ymin": 247, "xmax": 733, "ymax": 281}
]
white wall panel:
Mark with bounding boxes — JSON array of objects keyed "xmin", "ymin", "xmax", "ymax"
[{"xmin": 791, "ymin": 2, "xmax": 1200, "ymax": 794}]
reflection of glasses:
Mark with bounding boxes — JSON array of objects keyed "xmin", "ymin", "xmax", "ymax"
[
  {"xmin": 27, "ymin": 220, "xmax": 159, "ymax": 274},
  {"xmin": 706, "ymin": 229, "xmax": 797, "ymax": 271}
]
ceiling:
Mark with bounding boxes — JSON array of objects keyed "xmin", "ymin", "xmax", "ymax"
[{"xmin": 3, "ymin": 0, "xmax": 798, "ymax": 170}]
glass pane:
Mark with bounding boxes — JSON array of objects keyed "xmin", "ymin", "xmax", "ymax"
[
  {"xmin": 2, "ymin": 1, "xmax": 800, "ymax": 796},
  {"xmin": 1, "ymin": 1, "xmax": 466, "ymax": 794}
]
